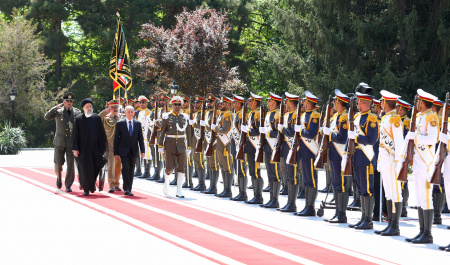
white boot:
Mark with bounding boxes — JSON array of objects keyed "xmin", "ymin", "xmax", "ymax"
[
  {"xmin": 163, "ymin": 172, "xmax": 170, "ymax": 195},
  {"xmin": 176, "ymin": 172, "xmax": 185, "ymax": 198}
]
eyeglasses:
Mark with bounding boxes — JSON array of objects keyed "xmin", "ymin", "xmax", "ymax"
[{"xmin": 173, "ymin": 103, "xmax": 181, "ymax": 106}]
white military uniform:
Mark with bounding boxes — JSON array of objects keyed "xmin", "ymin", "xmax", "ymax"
[
  {"xmin": 138, "ymin": 108, "xmax": 152, "ymax": 160},
  {"xmin": 378, "ymin": 109, "xmax": 404, "ymax": 202}
]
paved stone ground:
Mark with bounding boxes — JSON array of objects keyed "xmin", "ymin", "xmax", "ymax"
[{"xmin": 0, "ymin": 149, "xmax": 449, "ymax": 264}]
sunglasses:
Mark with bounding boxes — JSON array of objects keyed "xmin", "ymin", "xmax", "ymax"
[
  {"xmin": 140, "ymin": 101, "xmax": 147, "ymax": 103},
  {"xmin": 173, "ymin": 103, "xmax": 181, "ymax": 106},
  {"xmin": 65, "ymin": 100, "xmax": 73, "ymax": 103}
]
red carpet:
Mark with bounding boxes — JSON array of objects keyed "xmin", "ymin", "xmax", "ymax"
[{"xmin": 3, "ymin": 167, "xmax": 391, "ymax": 264}]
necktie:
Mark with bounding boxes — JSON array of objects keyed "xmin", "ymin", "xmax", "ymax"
[
  {"xmin": 128, "ymin": 121, "xmax": 133, "ymax": 136},
  {"xmin": 67, "ymin": 109, "xmax": 71, "ymax": 116}
]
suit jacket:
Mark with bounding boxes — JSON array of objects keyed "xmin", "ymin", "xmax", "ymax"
[{"xmin": 114, "ymin": 118, "xmax": 145, "ymax": 157}]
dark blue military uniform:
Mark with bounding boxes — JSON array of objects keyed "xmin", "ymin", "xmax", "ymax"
[
  {"xmin": 329, "ymin": 111, "xmax": 349, "ymax": 193},
  {"xmin": 298, "ymin": 110, "xmax": 320, "ymax": 188}
]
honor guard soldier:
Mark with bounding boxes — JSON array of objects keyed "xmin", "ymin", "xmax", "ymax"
[
  {"xmin": 260, "ymin": 92, "xmax": 283, "ymax": 208},
  {"xmin": 431, "ymin": 99, "xmax": 446, "ymax": 224},
  {"xmin": 372, "ymin": 99, "xmax": 382, "ymax": 116},
  {"xmin": 278, "ymin": 92, "xmax": 300, "ymax": 212},
  {"xmin": 44, "ymin": 92, "xmax": 81, "ymax": 192},
  {"xmin": 374, "ymin": 90, "xmax": 404, "ymax": 236},
  {"xmin": 242, "ymin": 92, "xmax": 264, "ymax": 204},
  {"xmin": 180, "ymin": 94, "xmax": 194, "ymax": 188},
  {"xmin": 137, "ymin": 96, "xmax": 152, "ymax": 179},
  {"xmin": 158, "ymin": 96, "xmax": 191, "ymax": 198},
  {"xmin": 403, "ymin": 89, "xmax": 438, "ymax": 244},
  {"xmin": 231, "ymin": 95, "xmax": 249, "ymax": 201},
  {"xmin": 437, "ymin": 112, "xmax": 450, "ymax": 251},
  {"xmin": 203, "ymin": 94, "xmax": 220, "ymax": 194},
  {"xmin": 133, "ymin": 98, "xmax": 141, "ymax": 119},
  {"xmin": 322, "ymin": 89, "xmax": 349, "ymax": 223},
  {"xmin": 133, "ymin": 97, "xmax": 143, "ymax": 176},
  {"xmin": 295, "ymin": 91, "xmax": 321, "ymax": 217},
  {"xmin": 146, "ymin": 95, "xmax": 158, "ymax": 180},
  {"xmin": 192, "ymin": 95, "xmax": 207, "ymax": 191},
  {"xmin": 396, "ymin": 98, "xmax": 412, "ymax": 217},
  {"xmin": 347, "ymin": 89, "xmax": 379, "ymax": 230},
  {"xmin": 212, "ymin": 96, "xmax": 234, "ymax": 197},
  {"xmin": 99, "ymin": 100, "xmax": 125, "ymax": 192},
  {"xmin": 155, "ymin": 93, "xmax": 171, "ymax": 183},
  {"xmin": 127, "ymin": 98, "xmax": 133, "ymax": 106}
]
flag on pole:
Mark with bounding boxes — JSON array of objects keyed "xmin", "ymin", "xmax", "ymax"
[{"xmin": 109, "ymin": 17, "xmax": 132, "ymax": 92}]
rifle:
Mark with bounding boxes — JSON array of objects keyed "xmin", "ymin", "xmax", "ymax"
[
  {"xmin": 314, "ymin": 95, "xmax": 333, "ymax": 169},
  {"xmin": 288, "ymin": 96, "xmax": 303, "ymax": 165},
  {"xmin": 236, "ymin": 102, "xmax": 248, "ymax": 160},
  {"xmin": 205, "ymin": 100, "xmax": 218, "ymax": 157},
  {"xmin": 429, "ymin": 93, "xmax": 449, "ymax": 184},
  {"xmin": 397, "ymin": 96, "xmax": 419, "ymax": 182},
  {"xmin": 149, "ymin": 98, "xmax": 159, "ymax": 145},
  {"xmin": 272, "ymin": 97, "xmax": 285, "ymax": 163},
  {"xmin": 195, "ymin": 99, "xmax": 206, "ymax": 153},
  {"xmin": 189, "ymin": 97, "xmax": 194, "ymax": 142},
  {"xmin": 342, "ymin": 97, "xmax": 355, "ymax": 176},
  {"xmin": 256, "ymin": 103, "xmax": 266, "ymax": 163}
]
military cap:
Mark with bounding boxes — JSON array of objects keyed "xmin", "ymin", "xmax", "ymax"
[
  {"xmin": 181, "ymin": 94, "xmax": 190, "ymax": 102},
  {"xmin": 355, "ymin": 82, "xmax": 373, "ymax": 95},
  {"xmin": 80, "ymin": 98, "xmax": 93, "ymax": 108},
  {"xmin": 269, "ymin": 92, "xmax": 282, "ymax": 102},
  {"xmin": 107, "ymin": 99, "xmax": 120, "ymax": 107},
  {"xmin": 397, "ymin": 98, "xmax": 412, "ymax": 110},
  {"xmin": 221, "ymin": 96, "xmax": 232, "ymax": 103},
  {"xmin": 127, "ymin": 98, "xmax": 134, "ymax": 103},
  {"xmin": 355, "ymin": 92, "xmax": 374, "ymax": 101},
  {"xmin": 305, "ymin": 90, "xmax": 321, "ymax": 104},
  {"xmin": 250, "ymin": 92, "xmax": 263, "ymax": 101},
  {"xmin": 63, "ymin": 92, "xmax": 75, "ymax": 100},
  {"xmin": 170, "ymin": 96, "xmax": 183, "ymax": 104},
  {"xmin": 373, "ymin": 99, "xmax": 381, "ymax": 106},
  {"xmin": 138, "ymin": 95, "xmax": 149, "ymax": 102},
  {"xmin": 417, "ymin": 88, "xmax": 437, "ymax": 103},
  {"xmin": 233, "ymin": 94, "xmax": 244, "ymax": 103},
  {"xmin": 149, "ymin": 95, "xmax": 157, "ymax": 101},
  {"xmin": 380, "ymin": 90, "xmax": 401, "ymax": 101},
  {"xmin": 433, "ymin": 99, "xmax": 444, "ymax": 107},
  {"xmin": 194, "ymin": 95, "xmax": 204, "ymax": 103},
  {"xmin": 206, "ymin": 93, "xmax": 217, "ymax": 102},
  {"xmin": 160, "ymin": 93, "xmax": 170, "ymax": 100},
  {"xmin": 334, "ymin": 89, "xmax": 350, "ymax": 103},
  {"xmin": 285, "ymin": 92, "xmax": 299, "ymax": 101}
]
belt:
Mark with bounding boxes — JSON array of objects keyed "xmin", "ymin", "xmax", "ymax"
[{"xmin": 167, "ymin": 135, "xmax": 185, "ymax": 139}]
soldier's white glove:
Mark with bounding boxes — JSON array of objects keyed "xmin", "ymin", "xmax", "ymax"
[
  {"xmin": 187, "ymin": 149, "xmax": 192, "ymax": 156},
  {"xmin": 277, "ymin": 124, "xmax": 284, "ymax": 131},
  {"xmin": 211, "ymin": 124, "xmax": 217, "ymax": 130},
  {"xmin": 259, "ymin": 127, "xmax": 267, "ymax": 134},
  {"xmin": 406, "ymin": 131, "xmax": 416, "ymax": 140},
  {"xmin": 158, "ymin": 147, "xmax": 164, "ymax": 153},
  {"xmin": 200, "ymin": 120, "xmax": 206, "ymax": 126},
  {"xmin": 348, "ymin": 130, "xmax": 356, "ymax": 139},
  {"xmin": 439, "ymin": 132, "xmax": 449, "ymax": 144},
  {"xmin": 323, "ymin": 127, "xmax": 331, "ymax": 135},
  {"xmin": 294, "ymin": 125, "xmax": 302, "ymax": 132},
  {"xmin": 189, "ymin": 119, "xmax": 194, "ymax": 125},
  {"xmin": 241, "ymin": 125, "xmax": 248, "ymax": 133}
]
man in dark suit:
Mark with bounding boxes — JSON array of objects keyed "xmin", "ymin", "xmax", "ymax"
[{"xmin": 114, "ymin": 105, "xmax": 145, "ymax": 196}]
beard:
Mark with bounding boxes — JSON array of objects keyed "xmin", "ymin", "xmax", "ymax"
[{"xmin": 84, "ymin": 110, "xmax": 93, "ymax": 117}]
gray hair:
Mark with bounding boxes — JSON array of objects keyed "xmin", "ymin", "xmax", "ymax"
[{"xmin": 125, "ymin": 105, "xmax": 135, "ymax": 112}]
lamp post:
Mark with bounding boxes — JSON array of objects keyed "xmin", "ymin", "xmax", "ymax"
[
  {"xmin": 8, "ymin": 87, "xmax": 17, "ymax": 127},
  {"xmin": 169, "ymin": 81, "xmax": 178, "ymax": 95}
]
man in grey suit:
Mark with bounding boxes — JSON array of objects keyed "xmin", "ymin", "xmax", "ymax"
[{"xmin": 44, "ymin": 92, "xmax": 81, "ymax": 192}]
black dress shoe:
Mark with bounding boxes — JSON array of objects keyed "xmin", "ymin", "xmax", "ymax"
[
  {"xmin": 115, "ymin": 187, "xmax": 122, "ymax": 191},
  {"xmin": 56, "ymin": 178, "xmax": 62, "ymax": 189},
  {"xmin": 124, "ymin": 190, "xmax": 130, "ymax": 195},
  {"xmin": 109, "ymin": 188, "xmax": 115, "ymax": 193},
  {"xmin": 66, "ymin": 188, "xmax": 72, "ymax": 192},
  {"xmin": 127, "ymin": 192, "xmax": 134, "ymax": 196},
  {"xmin": 90, "ymin": 188, "xmax": 95, "ymax": 193},
  {"xmin": 83, "ymin": 191, "xmax": 89, "ymax": 196}
]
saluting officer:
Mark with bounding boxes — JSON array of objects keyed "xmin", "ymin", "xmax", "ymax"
[
  {"xmin": 192, "ymin": 95, "xmax": 207, "ymax": 191},
  {"xmin": 44, "ymin": 92, "xmax": 81, "ymax": 192},
  {"xmin": 158, "ymin": 96, "xmax": 191, "ymax": 198},
  {"xmin": 242, "ymin": 92, "xmax": 264, "ymax": 204},
  {"xmin": 203, "ymin": 94, "xmax": 220, "ymax": 194},
  {"xmin": 347, "ymin": 89, "xmax": 379, "ymax": 230},
  {"xmin": 99, "ymin": 99, "xmax": 125, "ymax": 193},
  {"xmin": 231, "ymin": 95, "xmax": 249, "ymax": 201},
  {"xmin": 403, "ymin": 89, "xmax": 438, "ymax": 244},
  {"xmin": 295, "ymin": 91, "xmax": 321, "ymax": 217},
  {"xmin": 260, "ymin": 92, "xmax": 282, "ymax": 208},
  {"xmin": 212, "ymin": 96, "xmax": 234, "ymax": 198},
  {"xmin": 278, "ymin": 92, "xmax": 300, "ymax": 212},
  {"xmin": 137, "ymin": 96, "xmax": 152, "ymax": 179},
  {"xmin": 396, "ymin": 98, "xmax": 412, "ymax": 217},
  {"xmin": 374, "ymin": 90, "xmax": 404, "ymax": 236},
  {"xmin": 322, "ymin": 89, "xmax": 349, "ymax": 223}
]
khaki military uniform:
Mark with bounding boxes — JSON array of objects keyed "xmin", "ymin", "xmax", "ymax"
[
  {"xmin": 44, "ymin": 105, "xmax": 81, "ymax": 188},
  {"xmin": 99, "ymin": 110, "xmax": 124, "ymax": 188},
  {"xmin": 214, "ymin": 110, "xmax": 233, "ymax": 174}
]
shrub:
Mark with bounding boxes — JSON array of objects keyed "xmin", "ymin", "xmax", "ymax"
[{"xmin": 0, "ymin": 122, "xmax": 27, "ymax": 154}]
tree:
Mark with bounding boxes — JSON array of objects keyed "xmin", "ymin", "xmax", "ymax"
[{"xmin": 135, "ymin": 7, "xmax": 245, "ymax": 96}]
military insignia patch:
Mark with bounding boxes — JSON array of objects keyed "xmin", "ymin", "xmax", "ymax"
[
  {"xmin": 394, "ymin": 122, "xmax": 400, "ymax": 128},
  {"xmin": 342, "ymin": 123, "xmax": 348, "ymax": 129},
  {"xmin": 370, "ymin": 122, "xmax": 376, "ymax": 128},
  {"xmin": 313, "ymin": 118, "xmax": 318, "ymax": 123},
  {"xmin": 430, "ymin": 121, "xmax": 437, "ymax": 127}
]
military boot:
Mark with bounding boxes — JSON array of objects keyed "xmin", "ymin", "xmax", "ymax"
[
  {"xmin": 148, "ymin": 160, "xmax": 160, "ymax": 180},
  {"xmin": 169, "ymin": 172, "xmax": 178, "ymax": 185},
  {"xmin": 156, "ymin": 160, "xmax": 165, "ymax": 183},
  {"xmin": 261, "ymin": 181, "xmax": 273, "ymax": 207},
  {"xmin": 294, "ymin": 186, "xmax": 309, "ymax": 215},
  {"xmin": 163, "ymin": 172, "xmax": 170, "ymax": 195},
  {"xmin": 139, "ymin": 160, "xmax": 151, "ymax": 178},
  {"xmin": 193, "ymin": 168, "xmax": 206, "ymax": 191},
  {"xmin": 401, "ymin": 188, "xmax": 409, "ymax": 217},
  {"xmin": 406, "ymin": 207, "xmax": 424, "ymax": 242},
  {"xmin": 231, "ymin": 176, "xmax": 248, "ymax": 201},
  {"xmin": 176, "ymin": 172, "xmax": 185, "ymax": 198},
  {"xmin": 297, "ymin": 187, "xmax": 316, "ymax": 217},
  {"xmin": 330, "ymin": 192, "xmax": 348, "ymax": 223},
  {"xmin": 192, "ymin": 168, "xmax": 198, "ymax": 178},
  {"xmin": 355, "ymin": 196, "xmax": 374, "ymax": 230},
  {"xmin": 203, "ymin": 170, "xmax": 218, "ymax": 194},
  {"xmin": 349, "ymin": 196, "xmax": 365, "ymax": 228},
  {"xmin": 433, "ymin": 192, "xmax": 445, "ymax": 224},
  {"xmin": 264, "ymin": 181, "xmax": 281, "ymax": 208},
  {"xmin": 297, "ymin": 185, "xmax": 306, "ymax": 198},
  {"xmin": 246, "ymin": 178, "xmax": 264, "ymax": 204},
  {"xmin": 55, "ymin": 164, "xmax": 63, "ymax": 189},
  {"xmin": 182, "ymin": 163, "xmax": 194, "ymax": 188},
  {"xmin": 349, "ymin": 182, "xmax": 361, "ymax": 207},
  {"xmin": 324, "ymin": 191, "xmax": 338, "ymax": 222},
  {"xmin": 382, "ymin": 202, "xmax": 402, "ymax": 236},
  {"xmin": 279, "ymin": 173, "xmax": 288, "ymax": 195},
  {"xmin": 442, "ymin": 202, "xmax": 450, "ymax": 213},
  {"xmin": 263, "ymin": 184, "xmax": 270, "ymax": 192},
  {"xmin": 217, "ymin": 173, "xmax": 233, "ymax": 198},
  {"xmin": 375, "ymin": 200, "xmax": 392, "ymax": 234},
  {"xmin": 412, "ymin": 209, "xmax": 433, "ymax": 244},
  {"xmin": 134, "ymin": 157, "xmax": 142, "ymax": 176},
  {"xmin": 279, "ymin": 183, "xmax": 298, "ymax": 212}
]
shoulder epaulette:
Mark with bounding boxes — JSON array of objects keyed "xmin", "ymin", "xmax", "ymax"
[
  {"xmin": 425, "ymin": 112, "xmax": 438, "ymax": 123},
  {"xmin": 367, "ymin": 113, "xmax": 379, "ymax": 123},
  {"xmin": 222, "ymin": 111, "xmax": 231, "ymax": 120},
  {"xmin": 311, "ymin": 112, "xmax": 321, "ymax": 119},
  {"xmin": 254, "ymin": 110, "xmax": 261, "ymax": 120},
  {"xmin": 403, "ymin": 119, "xmax": 410, "ymax": 128},
  {"xmin": 389, "ymin": 114, "xmax": 401, "ymax": 124},
  {"xmin": 274, "ymin": 111, "xmax": 280, "ymax": 120},
  {"xmin": 339, "ymin": 113, "xmax": 348, "ymax": 123}
]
